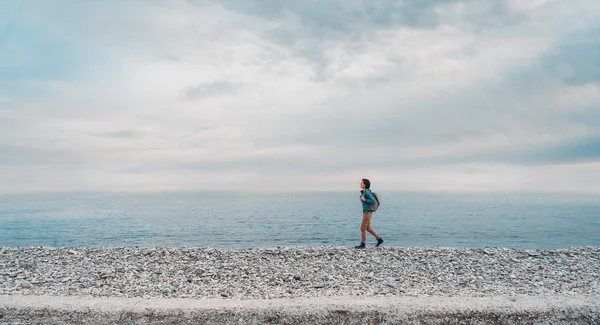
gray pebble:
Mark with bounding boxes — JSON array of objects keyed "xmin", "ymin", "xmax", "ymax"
[{"xmin": 0, "ymin": 246, "xmax": 598, "ymax": 299}]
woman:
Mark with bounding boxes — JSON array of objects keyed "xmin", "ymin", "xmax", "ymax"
[{"xmin": 356, "ymin": 178, "xmax": 384, "ymax": 249}]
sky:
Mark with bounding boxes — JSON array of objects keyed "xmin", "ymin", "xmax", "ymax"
[{"xmin": 0, "ymin": 0, "xmax": 599, "ymax": 194}]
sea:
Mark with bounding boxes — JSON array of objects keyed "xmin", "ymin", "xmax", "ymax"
[{"xmin": 1, "ymin": 191, "xmax": 598, "ymax": 250}]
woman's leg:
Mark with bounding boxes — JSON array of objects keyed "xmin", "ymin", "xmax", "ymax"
[
  {"xmin": 361, "ymin": 212, "xmax": 380, "ymax": 242},
  {"xmin": 360, "ymin": 212, "xmax": 371, "ymax": 243},
  {"xmin": 367, "ymin": 222, "xmax": 380, "ymax": 239},
  {"xmin": 361, "ymin": 212, "xmax": 380, "ymax": 240}
]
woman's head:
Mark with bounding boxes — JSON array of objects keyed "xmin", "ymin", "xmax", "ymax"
[{"xmin": 361, "ymin": 178, "xmax": 371, "ymax": 189}]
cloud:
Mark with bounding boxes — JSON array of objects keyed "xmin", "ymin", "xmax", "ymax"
[
  {"xmin": 184, "ymin": 81, "xmax": 242, "ymax": 100},
  {"xmin": 1, "ymin": 0, "xmax": 600, "ymax": 193},
  {"xmin": 91, "ymin": 130, "xmax": 140, "ymax": 139}
]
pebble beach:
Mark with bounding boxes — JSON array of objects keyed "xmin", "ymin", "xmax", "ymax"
[
  {"xmin": 2, "ymin": 246, "xmax": 599, "ymax": 299},
  {"xmin": 1, "ymin": 245, "xmax": 599, "ymax": 324}
]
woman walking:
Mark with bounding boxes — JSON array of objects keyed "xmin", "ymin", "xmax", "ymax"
[{"xmin": 356, "ymin": 178, "xmax": 384, "ymax": 249}]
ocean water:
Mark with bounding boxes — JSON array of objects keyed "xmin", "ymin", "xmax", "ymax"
[{"xmin": 0, "ymin": 191, "xmax": 598, "ymax": 250}]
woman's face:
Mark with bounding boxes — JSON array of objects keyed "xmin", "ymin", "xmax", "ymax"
[{"xmin": 360, "ymin": 180, "xmax": 365, "ymax": 189}]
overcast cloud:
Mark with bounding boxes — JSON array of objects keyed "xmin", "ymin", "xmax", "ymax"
[{"xmin": 1, "ymin": 0, "xmax": 599, "ymax": 193}]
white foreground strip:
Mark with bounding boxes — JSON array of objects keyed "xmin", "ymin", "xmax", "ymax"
[{"xmin": 1, "ymin": 294, "xmax": 599, "ymax": 324}]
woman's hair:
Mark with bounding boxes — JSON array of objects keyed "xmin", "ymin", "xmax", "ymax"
[{"xmin": 362, "ymin": 178, "xmax": 371, "ymax": 189}]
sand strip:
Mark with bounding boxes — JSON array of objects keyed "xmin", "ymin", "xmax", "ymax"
[{"xmin": 1, "ymin": 294, "xmax": 599, "ymax": 324}]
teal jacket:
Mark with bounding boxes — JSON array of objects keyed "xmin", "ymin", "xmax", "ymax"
[{"xmin": 360, "ymin": 189, "xmax": 376, "ymax": 212}]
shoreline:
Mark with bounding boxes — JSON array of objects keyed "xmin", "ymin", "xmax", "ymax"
[{"xmin": 2, "ymin": 246, "xmax": 599, "ymax": 324}]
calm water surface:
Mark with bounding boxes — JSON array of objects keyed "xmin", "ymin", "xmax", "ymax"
[{"xmin": 1, "ymin": 191, "xmax": 598, "ymax": 249}]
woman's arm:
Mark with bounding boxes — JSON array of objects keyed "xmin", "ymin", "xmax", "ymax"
[{"xmin": 364, "ymin": 191, "xmax": 376, "ymax": 205}]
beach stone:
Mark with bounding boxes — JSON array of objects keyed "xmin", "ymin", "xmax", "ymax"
[{"xmin": 0, "ymin": 246, "xmax": 598, "ymax": 300}]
